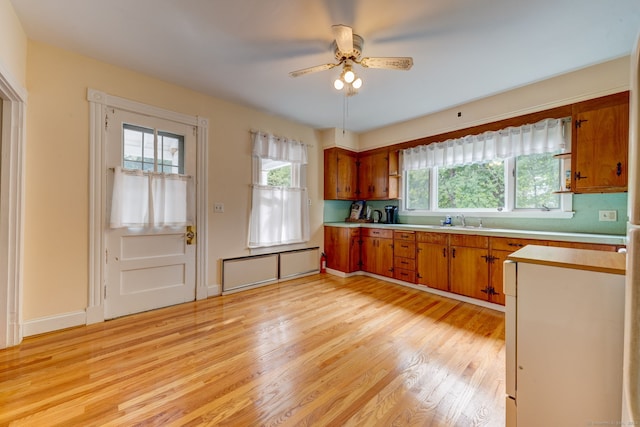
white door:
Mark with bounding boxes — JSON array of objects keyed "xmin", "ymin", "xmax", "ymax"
[{"xmin": 105, "ymin": 109, "xmax": 196, "ymax": 319}]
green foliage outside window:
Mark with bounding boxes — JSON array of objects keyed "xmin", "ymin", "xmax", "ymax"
[
  {"xmin": 515, "ymin": 153, "xmax": 560, "ymax": 209},
  {"xmin": 267, "ymin": 165, "xmax": 292, "ymax": 187},
  {"xmin": 406, "ymin": 169, "xmax": 430, "ymax": 209},
  {"xmin": 438, "ymin": 161, "xmax": 505, "ymax": 209}
]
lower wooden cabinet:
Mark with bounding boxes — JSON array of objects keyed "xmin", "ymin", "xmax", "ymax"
[
  {"xmin": 393, "ymin": 231, "xmax": 416, "ymax": 283},
  {"xmin": 449, "ymin": 235, "xmax": 491, "ymax": 301},
  {"xmin": 325, "ymin": 226, "xmax": 622, "ymax": 307},
  {"xmin": 324, "ymin": 226, "xmax": 360, "ymax": 273},
  {"xmin": 361, "ymin": 228, "xmax": 394, "ymax": 278},
  {"xmin": 416, "ymin": 232, "xmax": 449, "ymax": 291}
]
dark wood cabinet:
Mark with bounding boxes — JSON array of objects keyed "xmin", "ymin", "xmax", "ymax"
[
  {"xmin": 324, "ymin": 147, "xmax": 358, "ymax": 200},
  {"xmin": 572, "ymin": 92, "xmax": 629, "ymax": 193},
  {"xmin": 361, "ymin": 228, "xmax": 394, "ymax": 278}
]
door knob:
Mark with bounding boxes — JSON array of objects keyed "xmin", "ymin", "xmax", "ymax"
[{"xmin": 186, "ymin": 225, "xmax": 196, "ymax": 245}]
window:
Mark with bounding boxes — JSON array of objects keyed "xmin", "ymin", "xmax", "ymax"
[
  {"xmin": 249, "ymin": 132, "xmax": 309, "ymax": 248},
  {"xmin": 402, "ymin": 118, "xmax": 568, "ymax": 214},
  {"xmin": 515, "ymin": 153, "xmax": 560, "ymax": 209},
  {"xmin": 123, "ymin": 124, "xmax": 184, "ymax": 174}
]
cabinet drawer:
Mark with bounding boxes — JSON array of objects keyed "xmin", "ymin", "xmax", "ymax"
[
  {"xmin": 394, "ymin": 242, "xmax": 416, "ymax": 258},
  {"xmin": 450, "ymin": 234, "xmax": 489, "ymax": 248},
  {"xmin": 416, "ymin": 232, "xmax": 448, "ymax": 245},
  {"xmin": 394, "ymin": 257, "xmax": 416, "ymax": 270},
  {"xmin": 349, "ymin": 228, "xmax": 361, "ymax": 238},
  {"xmin": 394, "ymin": 268, "xmax": 416, "ymax": 283},
  {"xmin": 491, "ymin": 237, "xmax": 548, "ymax": 251},
  {"xmin": 393, "ymin": 230, "xmax": 415, "ymax": 241},
  {"xmin": 362, "ymin": 228, "xmax": 393, "ymax": 239}
]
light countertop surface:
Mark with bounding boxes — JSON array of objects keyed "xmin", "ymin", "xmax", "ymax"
[
  {"xmin": 324, "ymin": 222, "xmax": 627, "ymax": 246},
  {"xmin": 506, "ymin": 244, "xmax": 626, "ymax": 275}
]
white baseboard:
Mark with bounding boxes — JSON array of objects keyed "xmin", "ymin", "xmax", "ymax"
[
  {"xmin": 23, "ymin": 311, "xmax": 87, "ymax": 337},
  {"xmin": 326, "ymin": 270, "xmax": 505, "ymax": 313},
  {"xmin": 85, "ymin": 305, "xmax": 105, "ymax": 324},
  {"xmin": 208, "ymin": 284, "xmax": 221, "ymax": 297}
]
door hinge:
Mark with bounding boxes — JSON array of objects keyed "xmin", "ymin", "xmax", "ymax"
[
  {"xmin": 104, "ymin": 285, "xmax": 107, "ymax": 299},
  {"xmin": 105, "ymin": 249, "xmax": 108, "ymax": 264}
]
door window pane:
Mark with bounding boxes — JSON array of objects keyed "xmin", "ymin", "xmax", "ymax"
[{"xmin": 123, "ymin": 124, "xmax": 184, "ymax": 174}]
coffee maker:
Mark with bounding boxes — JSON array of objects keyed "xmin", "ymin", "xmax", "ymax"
[{"xmin": 384, "ymin": 205, "xmax": 398, "ymax": 224}]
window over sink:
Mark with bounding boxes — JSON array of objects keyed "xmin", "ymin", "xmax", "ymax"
[{"xmin": 402, "ymin": 118, "xmax": 571, "ymax": 217}]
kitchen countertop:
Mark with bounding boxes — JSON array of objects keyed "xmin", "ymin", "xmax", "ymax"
[
  {"xmin": 324, "ymin": 222, "xmax": 627, "ymax": 246},
  {"xmin": 507, "ymin": 245, "xmax": 626, "ymax": 275}
]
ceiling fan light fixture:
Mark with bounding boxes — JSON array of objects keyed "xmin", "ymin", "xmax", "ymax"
[
  {"xmin": 352, "ymin": 77, "xmax": 363, "ymax": 89},
  {"xmin": 344, "ymin": 69, "xmax": 355, "ymax": 83},
  {"xmin": 334, "ymin": 78, "xmax": 345, "ymax": 90}
]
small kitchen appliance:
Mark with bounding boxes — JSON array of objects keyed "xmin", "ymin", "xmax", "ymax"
[{"xmin": 384, "ymin": 205, "xmax": 398, "ymax": 224}]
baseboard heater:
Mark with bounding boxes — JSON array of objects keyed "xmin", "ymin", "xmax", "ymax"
[{"xmin": 222, "ymin": 247, "xmax": 319, "ymax": 293}]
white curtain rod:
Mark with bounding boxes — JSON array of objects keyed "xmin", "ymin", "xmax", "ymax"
[{"xmin": 250, "ymin": 129, "xmax": 314, "ymax": 148}]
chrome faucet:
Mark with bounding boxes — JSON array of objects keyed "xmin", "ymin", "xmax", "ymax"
[{"xmin": 457, "ymin": 214, "xmax": 466, "ymax": 227}]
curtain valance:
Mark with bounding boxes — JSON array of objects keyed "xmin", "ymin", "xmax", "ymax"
[
  {"xmin": 403, "ymin": 118, "xmax": 566, "ymax": 170},
  {"xmin": 252, "ymin": 131, "xmax": 308, "ymax": 164}
]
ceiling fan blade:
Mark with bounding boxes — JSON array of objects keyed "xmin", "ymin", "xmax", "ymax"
[
  {"xmin": 332, "ymin": 24, "xmax": 353, "ymax": 55},
  {"xmin": 360, "ymin": 57, "xmax": 414, "ymax": 70},
  {"xmin": 289, "ymin": 63, "xmax": 338, "ymax": 78}
]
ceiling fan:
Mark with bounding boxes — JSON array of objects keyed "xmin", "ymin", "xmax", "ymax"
[{"xmin": 289, "ymin": 25, "xmax": 413, "ymax": 95}]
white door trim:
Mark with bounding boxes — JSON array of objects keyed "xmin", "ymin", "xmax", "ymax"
[
  {"xmin": 87, "ymin": 89, "xmax": 209, "ymax": 324},
  {"xmin": 0, "ymin": 63, "xmax": 27, "ymax": 349}
]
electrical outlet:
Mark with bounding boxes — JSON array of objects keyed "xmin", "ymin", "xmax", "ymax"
[
  {"xmin": 214, "ymin": 202, "xmax": 224, "ymax": 213},
  {"xmin": 598, "ymin": 210, "xmax": 617, "ymax": 222}
]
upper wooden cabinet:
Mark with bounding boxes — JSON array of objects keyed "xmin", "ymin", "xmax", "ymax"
[
  {"xmin": 324, "ymin": 147, "xmax": 359, "ymax": 200},
  {"xmin": 571, "ymin": 92, "xmax": 629, "ymax": 193},
  {"xmin": 323, "ymin": 147, "xmax": 399, "ymax": 201}
]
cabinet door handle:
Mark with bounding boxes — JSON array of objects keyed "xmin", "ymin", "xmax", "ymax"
[
  {"xmin": 452, "ymin": 248, "xmax": 456, "ymax": 258},
  {"xmin": 401, "ymin": 244, "xmax": 409, "ymax": 248},
  {"xmin": 575, "ymin": 171, "xmax": 588, "ymax": 180},
  {"xmin": 442, "ymin": 248, "xmax": 447, "ymax": 257},
  {"xmin": 617, "ymin": 162, "xmax": 623, "ymax": 177}
]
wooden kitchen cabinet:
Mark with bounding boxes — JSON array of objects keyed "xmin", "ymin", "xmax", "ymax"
[
  {"xmin": 324, "ymin": 226, "xmax": 360, "ymax": 273},
  {"xmin": 393, "ymin": 230, "xmax": 416, "ymax": 283},
  {"xmin": 572, "ymin": 92, "xmax": 629, "ymax": 193},
  {"xmin": 358, "ymin": 150, "xmax": 398, "ymax": 200},
  {"xmin": 449, "ymin": 235, "xmax": 491, "ymax": 301},
  {"xmin": 324, "ymin": 147, "xmax": 358, "ymax": 200},
  {"xmin": 361, "ymin": 228, "xmax": 394, "ymax": 278},
  {"xmin": 416, "ymin": 232, "xmax": 449, "ymax": 291}
]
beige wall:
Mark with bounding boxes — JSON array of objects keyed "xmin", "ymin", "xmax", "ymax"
[
  {"xmin": 360, "ymin": 57, "xmax": 630, "ymax": 150},
  {"xmin": 23, "ymin": 40, "xmax": 324, "ymax": 320},
  {"xmin": 0, "ymin": 0, "xmax": 27, "ymax": 87}
]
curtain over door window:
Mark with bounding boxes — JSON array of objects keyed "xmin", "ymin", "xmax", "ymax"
[{"xmin": 249, "ymin": 131, "xmax": 309, "ymax": 248}]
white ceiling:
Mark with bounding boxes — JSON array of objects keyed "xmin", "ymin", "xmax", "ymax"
[{"xmin": 10, "ymin": 0, "xmax": 640, "ymax": 133}]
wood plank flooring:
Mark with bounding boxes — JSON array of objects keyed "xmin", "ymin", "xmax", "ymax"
[{"xmin": 0, "ymin": 274, "xmax": 505, "ymax": 426}]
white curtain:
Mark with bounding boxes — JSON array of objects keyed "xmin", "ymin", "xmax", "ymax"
[
  {"xmin": 248, "ymin": 186, "xmax": 310, "ymax": 247},
  {"xmin": 249, "ymin": 131, "xmax": 310, "ymax": 248},
  {"xmin": 403, "ymin": 118, "xmax": 566, "ymax": 170},
  {"xmin": 110, "ymin": 167, "xmax": 192, "ymax": 228}
]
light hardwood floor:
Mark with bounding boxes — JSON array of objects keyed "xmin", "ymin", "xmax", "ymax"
[{"xmin": 0, "ymin": 274, "xmax": 505, "ymax": 426}]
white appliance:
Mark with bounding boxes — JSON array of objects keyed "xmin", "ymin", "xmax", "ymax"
[
  {"xmin": 504, "ymin": 246, "xmax": 626, "ymax": 426},
  {"xmin": 623, "ymin": 30, "xmax": 640, "ymax": 425}
]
